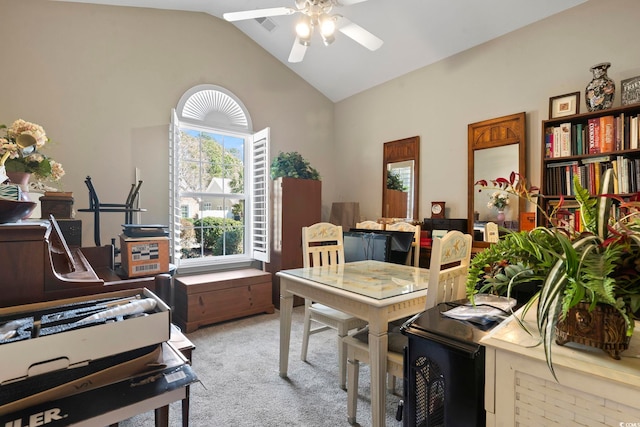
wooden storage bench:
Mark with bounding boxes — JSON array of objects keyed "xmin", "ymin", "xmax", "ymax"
[{"xmin": 174, "ymin": 269, "xmax": 274, "ymax": 333}]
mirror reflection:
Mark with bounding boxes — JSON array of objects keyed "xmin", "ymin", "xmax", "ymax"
[
  {"xmin": 467, "ymin": 112, "xmax": 526, "ymax": 246},
  {"xmin": 474, "ymin": 145, "xmax": 519, "ymax": 225},
  {"xmin": 386, "ymin": 160, "xmax": 415, "ymax": 218},
  {"xmin": 382, "ymin": 137, "xmax": 420, "ymax": 220}
]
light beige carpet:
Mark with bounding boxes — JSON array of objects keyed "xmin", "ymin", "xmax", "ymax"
[{"xmin": 120, "ymin": 306, "xmax": 403, "ymax": 427}]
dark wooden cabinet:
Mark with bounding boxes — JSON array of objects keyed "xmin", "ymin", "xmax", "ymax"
[
  {"xmin": 265, "ymin": 177, "xmax": 321, "ymax": 308},
  {"xmin": 422, "ymin": 218, "xmax": 468, "ymax": 234}
]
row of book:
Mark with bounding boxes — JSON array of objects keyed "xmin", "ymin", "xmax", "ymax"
[
  {"xmin": 548, "ymin": 203, "xmax": 582, "ymax": 234},
  {"xmin": 545, "ymin": 113, "xmax": 640, "ymax": 158},
  {"xmin": 545, "ymin": 155, "xmax": 640, "ymax": 196},
  {"xmin": 546, "ymin": 200, "xmax": 632, "ymax": 235}
]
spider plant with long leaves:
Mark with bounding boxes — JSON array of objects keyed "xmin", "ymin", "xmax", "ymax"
[{"xmin": 467, "ymin": 169, "xmax": 640, "ymax": 379}]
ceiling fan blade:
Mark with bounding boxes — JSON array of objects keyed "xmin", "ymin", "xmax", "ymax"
[
  {"xmin": 223, "ymin": 7, "xmax": 295, "ymax": 22},
  {"xmin": 338, "ymin": 17, "xmax": 383, "ymax": 51},
  {"xmin": 337, "ymin": 0, "xmax": 370, "ymax": 5},
  {"xmin": 288, "ymin": 38, "xmax": 308, "ymax": 63}
]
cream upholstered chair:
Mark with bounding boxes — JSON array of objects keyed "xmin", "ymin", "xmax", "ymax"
[
  {"xmin": 355, "ymin": 220, "xmax": 384, "ymax": 230},
  {"xmin": 386, "ymin": 221, "xmax": 421, "ymax": 267},
  {"xmin": 301, "ymin": 222, "xmax": 368, "ymax": 390},
  {"xmin": 485, "ymin": 221, "xmax": 499, "ymax": 243},
  {"xmin": 343, "ymin": 230, "xmax": 472, "ymax": 425}
]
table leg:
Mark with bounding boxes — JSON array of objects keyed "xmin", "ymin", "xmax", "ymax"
[
  {"xmin": 369, "ymin": 323, "xmax": 389, "ymax": 427},
  {"xmin": 279, "ymin": 287, "xmax": 294, "ymax": 378},
  {"xmin": 154, "ymin": 405, "xmax": 169, "ymax": 427},
  {"xmin": 182, "ymin": 385, "xmax": 190, "ymax": 427}
]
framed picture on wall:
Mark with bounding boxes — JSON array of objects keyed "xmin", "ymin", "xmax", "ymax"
[
  {"xmin": 621, "ymin": 76, "xmax": 640, "ymax": 106},
  {"xmin": 549, "ymin": 92, "xmax": 580, "ymax": 119}
]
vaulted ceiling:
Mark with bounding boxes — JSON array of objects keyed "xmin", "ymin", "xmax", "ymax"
[{"xmin": 54, "ymin": 0, "xmax": 587, "ymax": 102}]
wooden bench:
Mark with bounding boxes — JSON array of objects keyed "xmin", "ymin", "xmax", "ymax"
[{"xmin": 174, "ymin": 269, "xmax": 274, "ymax": 333}]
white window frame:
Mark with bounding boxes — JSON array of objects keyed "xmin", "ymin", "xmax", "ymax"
[{"xmin": 170, "ymin": 85, "xmax": 269, "ymax": 271}]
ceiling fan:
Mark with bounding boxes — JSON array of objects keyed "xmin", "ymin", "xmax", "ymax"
[{"xmin": 223, "ymin": 0, "xmax": 383, "ymax": 63}]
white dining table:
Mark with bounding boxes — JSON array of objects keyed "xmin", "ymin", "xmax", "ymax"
[{"xmin": 277, "ymin": 260, "xmax": 430, "ymax": 427}]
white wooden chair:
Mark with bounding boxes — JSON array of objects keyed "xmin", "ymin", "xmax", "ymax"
[
  {"xmin": 386, "ymin": 221, "xmax": 421, "ymax": 267},
  {"xmin": 343, "ymin": 230, "xmax": 472, "ymax": 425},
  {"xmin": 301, "ymin": 222, "xmax": 368, "ymax": 390},
  {"xmin": 355, "ymin": 220, "xmax": 384, "ymax": 230},
  {"xmin": 485, "ymin": 221, "xmax": 499, "ymax": 243}
]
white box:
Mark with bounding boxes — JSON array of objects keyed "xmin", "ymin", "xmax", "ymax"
[{"xmin": 0, "ymin": 288, "xmax": 170, "ymax": 384}]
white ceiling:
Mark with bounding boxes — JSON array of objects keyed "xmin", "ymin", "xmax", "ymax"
[{"xmin": 54, "ymin": 0, "xmax": 587, "ymax": 102}]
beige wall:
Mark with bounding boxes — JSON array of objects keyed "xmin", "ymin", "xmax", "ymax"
[
  {"xmin": 3, "ymin": 0, "xmax": 640, "ymax": 246},
  {"xmin": 335, "ymin": 0, "xmax": 640, "ymax": 222},
  {"xmin": 0, "ymin": 0, "xmax": 334, "ymax": 245}
]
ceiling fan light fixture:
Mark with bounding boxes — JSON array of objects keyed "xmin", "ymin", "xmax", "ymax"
[
  {"xmin": 321, "ymin": 33, "xmax": 335, "ymax": 46},
  {"xmin": 318, "ymin": 13, "xmax": 336, "ymax": 37},
  {"xmin": 295, "ymin": 15, "xmax": 313, "ymax": 39}
]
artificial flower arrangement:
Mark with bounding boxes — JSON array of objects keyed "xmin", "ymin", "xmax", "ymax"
[
  {"xmin": 487, "ymin": 191, "xmax": 509, "ymax": 210},
  {"xmin": 0, "ymin": 119, "xmax": 65, "ymax": 182}
]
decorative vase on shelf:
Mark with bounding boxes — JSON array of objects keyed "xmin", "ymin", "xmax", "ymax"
[
  {"xmin": 5, "ymin": 171, "xmax": 32, "ymax": 202},
  {"xmin": 585, "ymin": 62, "xmax": 615, "ymax": 112},
  {"xmin": 496, "ymin": 210, "xmax": 505, "ymax": 222}
]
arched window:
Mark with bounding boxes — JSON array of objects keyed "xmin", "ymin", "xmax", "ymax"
[{"xmin": 170, "ymin": 85, "xmax": 269, "ymax": 269}]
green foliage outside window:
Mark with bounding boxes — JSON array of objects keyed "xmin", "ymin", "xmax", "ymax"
[
  {"xmin": 180, "ymin": 217, "xmax": 244, "ymax": 258},
  {"xmin": 180, "ymin": 130, "xmax": 244, "ymax": 193},
  {"xmin": 387, "ymin": 171, "xmax": 407, "ymax": 191}
]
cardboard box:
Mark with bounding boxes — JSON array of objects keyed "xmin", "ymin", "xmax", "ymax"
[
  {"xmin": 0, "ymin": 344, "xmax": 163, "ymax": 415},
  {"xmin": 0, "ymin": 342, "xmax": 197, "ymax": 425},
  {"xmin": 0, "ymin": 288, "xmax": 170, "ymax": 384},
  {"xmin": 120, "ymin": 235, "xmax": 169, "ymax": 278}
]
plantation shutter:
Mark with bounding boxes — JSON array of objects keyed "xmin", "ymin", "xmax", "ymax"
[
  {"xmin": 169, "ymin": 108, "xmax": 182, "ymax": 266},
  {"xmin": 251, "ymin": 127, "xmax": 270, "ymax": 262}
]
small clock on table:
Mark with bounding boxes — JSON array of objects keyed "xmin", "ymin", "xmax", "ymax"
[{"xmin": 431, "ymin": 201, "xmax": 445, "ymax": 219}]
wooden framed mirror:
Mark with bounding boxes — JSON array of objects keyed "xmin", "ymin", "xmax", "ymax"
[
  {"xmin": 382, "ymin": 136, "xmax": 420, "ymax": 220},
  {"xmin": 468, "ymin": 112, "xmax": 526, "ymax": 247}
]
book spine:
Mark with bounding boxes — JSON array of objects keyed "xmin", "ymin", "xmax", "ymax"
[
  {"xmin": 635, "ymin": 158, "xmax": 640, "ymax": 193},
  {"xmin": 600, "ymin": 115, "xmax": 615, "ymax": 152},
  {"xmin": 632, "ymin": 115, "xmax": 639, "ymax": 150},
  {"xmin": 588, "ymin": 118, "xmax": 599, "ymax": 154},
  {"xmin": 545, "ymin": 127, "xmax": 554, "ymax": 158},
  {"xmin": 624, "ymin": 114, "xmax": 631, "ymax": 149},
  {"xmin": 615, "ymin": 114, "xmax": 622, "ymax": 151},
  {"xmin": 553, "ymin": 126, "xmax": 561, "ymax": 157},
  {"xmin": 576, "ymin": 123, "xmax": 584, "ymax": 155},
  {"xmin": 560, "ymin": 123, "xmax": 572, "ymax": 157},
  {"xmin": 611, "ymin": 158, "xmax": 619, "ymax": 194}
]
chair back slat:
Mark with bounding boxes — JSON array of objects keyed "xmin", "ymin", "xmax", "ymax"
[
  {"xmin": 355, "ymin": 220, "xmax": 384, "ymax": 230},
  {"xmin": 302, "ymin": 222, "xmax": 345, "ymax": 268},
  {"xmin": 425, "ymin": 230, "xmax": 472, "ymax": 309}
]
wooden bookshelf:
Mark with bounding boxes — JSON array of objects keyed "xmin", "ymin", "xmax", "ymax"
[{"xmin": 540, "ymin": 103, "xmax": 640, "ymax": 226}]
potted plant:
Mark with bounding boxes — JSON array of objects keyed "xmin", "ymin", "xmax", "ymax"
[
  {"xmin": 467, "ymin": 170, "xmax": 640, "ymax": 378},
  {"xmin": 270, "ymin": 151, "xmax": 320, "ymax": 181}
]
